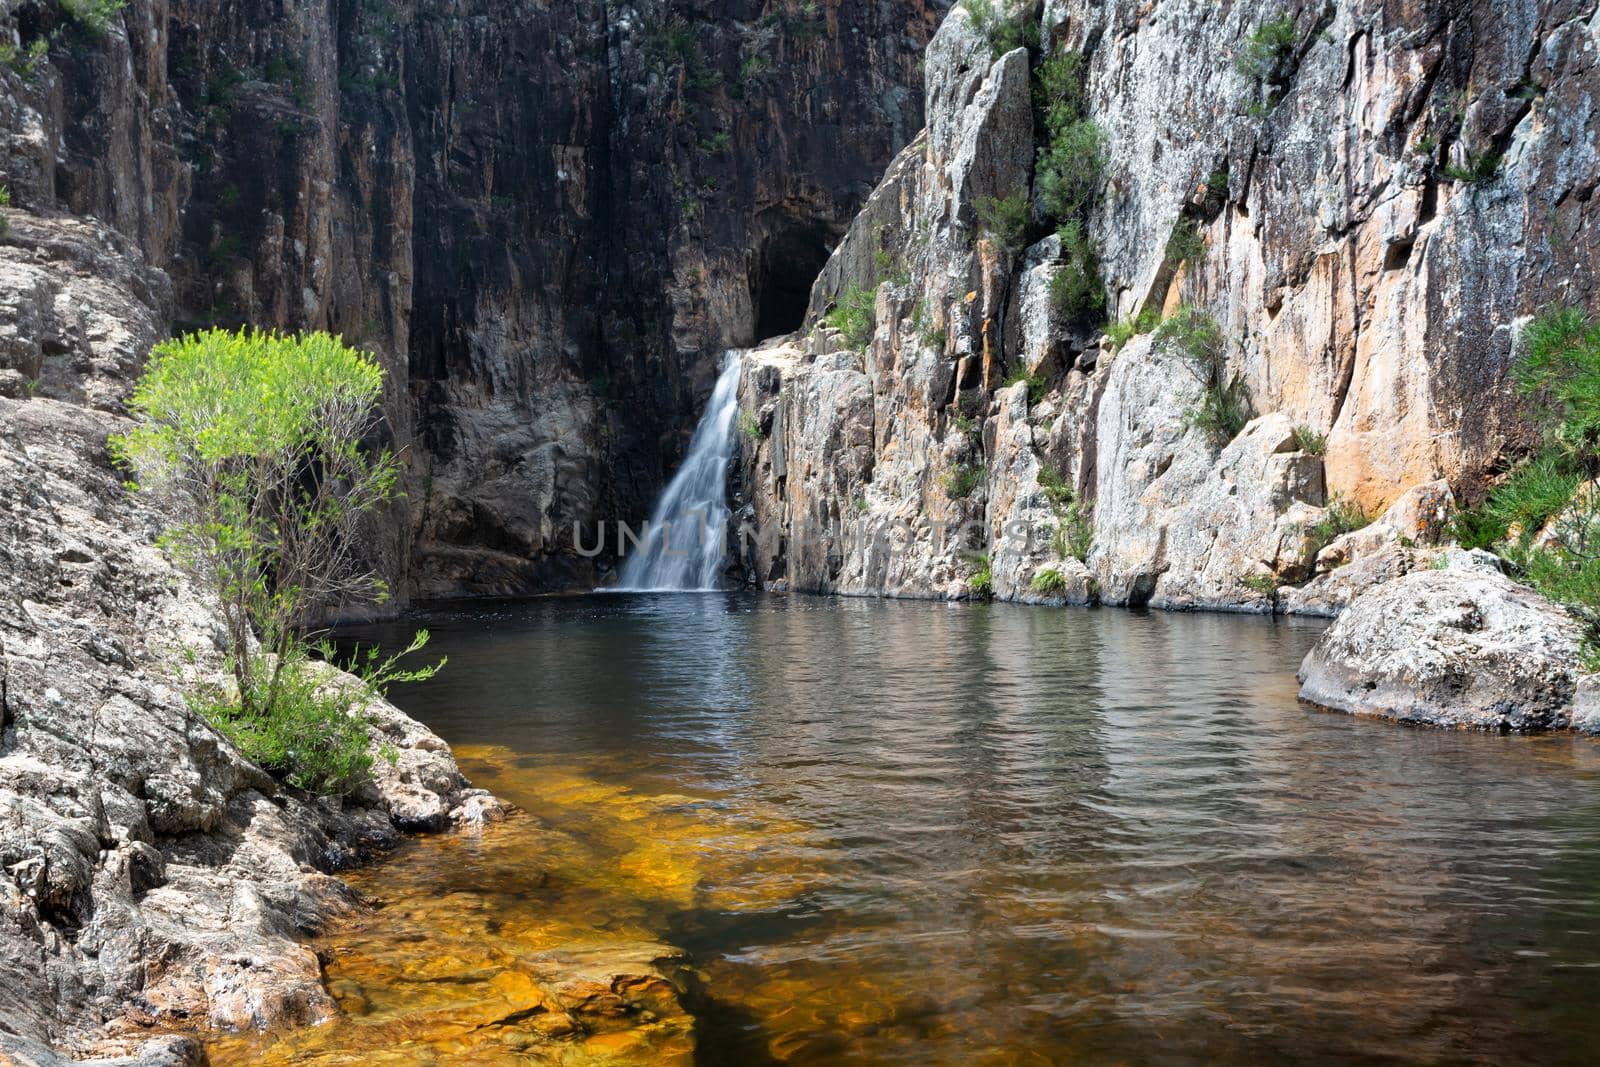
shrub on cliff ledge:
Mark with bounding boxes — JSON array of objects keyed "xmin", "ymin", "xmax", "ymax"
[
  {"xmin": 825, "ymin": 284, "xmax": 878, "ymax": 349},
  {"xmin": 1156, "ymin": 306, "xmax": 1249, "ymax": 444},
  {"xmin": 61, "ymin": 0, "xmax": 127, "ymax": 36},
  {"xmin": 1458, "ymin": 305, "xmax": 1600, "ymax": 666},
  {"xmin": 962, "ymin": 0, "xmax": 1039, "ymax": 58},
  {"xmin": 113, "ymin": 328, "xmax": 428, "ymax": 792}
]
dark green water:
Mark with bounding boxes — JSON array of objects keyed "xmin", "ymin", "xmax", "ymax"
[{"xmin": 337, "ymin": 593, "xmax": 1600, "ymax": 1065}]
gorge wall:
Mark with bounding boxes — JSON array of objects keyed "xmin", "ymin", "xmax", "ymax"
[
  {"xmin": 734, "ymin": 0, "xmax": 1600, "ymax": 613},
  {"xmin": 0, "ymin": 0, "xmax": 941, "ymax": 602}
]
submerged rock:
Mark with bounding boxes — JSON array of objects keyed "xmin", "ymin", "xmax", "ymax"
[{"xmin": 1296, "ymin": 568, "xmax": 1584, "ymax": 731}]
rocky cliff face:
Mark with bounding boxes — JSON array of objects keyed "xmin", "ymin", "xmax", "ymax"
[
  {"xmin": 1, "ymin": 0, "xmax": 940, "ymax": 601},
  {"xmin": 734, "ymin": 0, "xmax": 1600, "ymax": 612},
  {"xmin": 0, "ymin": 214, "xmax": 501, "ymax": 1064}
]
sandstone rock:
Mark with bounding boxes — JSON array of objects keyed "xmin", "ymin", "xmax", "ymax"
[{"xmin": 1296, "ymin": 569, "xmax": 1584, "ymax": 730}]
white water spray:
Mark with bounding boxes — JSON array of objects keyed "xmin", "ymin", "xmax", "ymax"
[{"xmin": 611, "ymin": 352, "xmax": 743, "ymax": 592}]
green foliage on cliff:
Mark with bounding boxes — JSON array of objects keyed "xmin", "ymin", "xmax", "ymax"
[
  {"xmin": 944, "ymin": 463, "xmax": 985, "ymax": 500},
  {"xmin": 976, "ymin": 191, "xmax": 1030, "ymax": 253},
  {"xmin": 1236, "ymin": 11, "xmax": 1297, "ymax": 116},
  {"xmin": 1441, "ymin": 150, "xmax": 1501, "ymax": 184},
  {"xmin": 0, "ymin": 36, "xmax": 48, "ymax": 78},
  {"xmin": 825, "ymin": 284, "xmax": 878, "ymax": 349},
  {"xmin": 0, "ymin": 185, "xmax": 10, "ymax": 239},
  {"xmin": 1004, "ymin": 369, "xmax": 1047, "ymax": 404},
  {"xmin": 1156, "ymin": 306, "xmax": 1248, "ymax": 444},
  {"xmin": 1030, "ymin": 567, "xmax": 1066, "ymax": 594},
  {"xmin": 1039, "ymin": 465, "xmax": 1093, "ymax": 561},
  {"xmin": 1036, "ymin": 116, "xmax": 1105, "ymax": 223},
  {"xmin": 1452, "ymin": 306, "xmax": 1600, "ymax": 665},
  {"xmin": 113, "ymin": 328, "xmax": 431, "ymax": 795},
  {"xmin": 61, "ymin": 0, "xmax": 127, "ymax": 36},
  {"xmin": 1105, "ymin": 307, "xmax": 1161, "ymax": 352},
  {"xmin": 1292, "ymin": 424, "xmax": 1327, "ymax": 455},
  {"xmin": 1235, "ymin": 12, "xmax": 1297, "ymax": 81},
  {"xmin": 1164, "ymin": 219, "xmax": 1207, "ymax": 269},
  {"xmin": 1032, "ymin": 47, "xmax": 1107, "ymax": 324},
  {"xmin": 1304, "ymin": 494, "xmax": 1373, "ymax": 556},
  {"xmin": 964, "ymin": 552, "xmax": 995, "ymax": 597},
  {"xmin": 962, "ymin": 0, "xmax": 1039, "ymax": 58},
  {"xmin": 1049, "ymin": 220, "xmax": 1105, "ymax": 325}
]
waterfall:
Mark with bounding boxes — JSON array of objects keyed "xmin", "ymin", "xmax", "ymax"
[{"xmin": 611, "ymin": 352, "xmax": 743, "ymax": 592}]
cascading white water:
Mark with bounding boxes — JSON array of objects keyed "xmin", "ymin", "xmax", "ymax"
[{"xmin": 611, "ymin": 352, "xmax": 743, "ymax": 592}]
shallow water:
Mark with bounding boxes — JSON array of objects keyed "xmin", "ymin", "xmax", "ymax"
[{"xmin": 214, "ymin": 594, "xmax": 1600, "ymax": 1065}]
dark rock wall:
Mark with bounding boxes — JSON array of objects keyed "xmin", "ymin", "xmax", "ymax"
[{"xmin": 0, "ymin": 0, "xmax": 940, "ymax": 600}]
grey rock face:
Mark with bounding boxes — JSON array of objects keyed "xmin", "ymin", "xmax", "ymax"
[
  {"xmin": 1296, "ymin": 569, "xmax": 1583, "ymax": 731},
  {"xmin": 0, "ymin": 203, "xmax": 500, "ymax": 1063},
  {"xmin": 733, "ymin": 0, "xmax": 1600, "ymax": 624},
  {"xmin": 1572, "ymin": 676, "xmax": 1600, "ymax": 736}
]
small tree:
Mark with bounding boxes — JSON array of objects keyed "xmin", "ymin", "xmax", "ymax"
[{"xmin": 113, "ymin": 329, "xmax": 400, "ymax": 719}]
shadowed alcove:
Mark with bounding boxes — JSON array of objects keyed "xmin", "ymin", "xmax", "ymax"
[{"xmin": 751, "ymin": 217, "xmax": 835, "ymax": 340}]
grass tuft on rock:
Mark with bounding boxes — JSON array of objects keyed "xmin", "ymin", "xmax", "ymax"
[{"xmin": 825, "ymin": 284, "xmax": 878, "ymax": 349}]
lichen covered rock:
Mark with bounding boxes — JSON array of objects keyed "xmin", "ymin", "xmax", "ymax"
[{"xmin": 1296, "ymin": 569, "xmax": 1583, "ymax": 731}]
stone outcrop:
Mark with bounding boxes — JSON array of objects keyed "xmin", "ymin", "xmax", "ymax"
[
  {"xmin": 0, "ymin": 0, "xmax": 940, "ymax": 602},
  {"xmin": 0, "ymin": 203, "xmax": 499, "ymax": 1064},
  {"xmin": 731, "ymin": 0, "xmax": 1600, "ymax": 616},
  {"xmin": 1296, "ymin": 561, "xmax": 1585, "ymax": 731}
]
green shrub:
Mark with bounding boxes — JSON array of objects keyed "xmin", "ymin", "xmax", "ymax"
[
  {"xmin": 1105, "ymin": 307, "xmax": 1161, "ymax": 351},
  {"xmin": 1156, "ymin": 306, "xmax": 1248, "ymax": 444},
  {"xmin": 112, "ymin": 329, "xmax": 401, "ymax": 729},
  {"xmin": 701, "ymin": 131, "xmax": 731, "ymax": 155},
  {"xmin": 1039, "ymin": 465, "xmax": 1093, "ymax": 561},
  {"xmin": 962, "ymin": 0, "xmax": 1039, "ymax": 58},
  {"xmin": 1304, "ymin": 493, "xmax": 1372, "ymax": 555},
  {"xmin": 1441, "ymin": 151, "xmax": 1501, "ymax": 184},
  {"xmin": 0, "ymin": 36, "xmax": 49, "ymax": 77},
  {"xmin": 1036, "ymin": 119, "xmax": 1105, "ymax": 222},
  {"xmin": 1186, "ymin": 376, "xmax": 1250, "ymax": 444},
  {"xmin": 1049, "ymin": 220, "xmax": 1105, "ymax": 325},
  {"xmin": 1489, "ymin": 452, "xmax": 1582, "ymax": 545},
  {"xmin": 1291, "ymin": 424, "xmax": 1327, "ymax": 454},
  {"xmin": 944, "ymin": 463, "xmax": 986, "ymax": 499},
  {"xmin": 1032, "ymin": 49, "xmax": 1088, "ymax": 136},
  {"xmin": 192, "ymin": 632, "xmax": 439, "ymax": 797},
  {"xmin": 1004, "ymin": 369, "xmax": 1048, "ymax": 405},
  {"xmin": 0, "ymin": 185, "xmax": 10, "ymax": 239},
  {"xmin": 739, "ymin": 409, "xmax": 764, "ymax": 439},
  {"xmin": 1164, "ymin": 218, "xmax": 1206, "ymax": 268},
  {"xmin": 976, "ymin": 191, "xmax": 1030, "ymax": 253},
  {"xmin": 1240, "ymin": 572, "xmax": 1279, "ymax": 599},
  {"xmin": 1235, "ymin": 12, "xmax": 1297, "ymax": 83},
  {"xmin": 1153, "ymin": 304, "xmax": 1225, "ymax": 367},
  {"xmin": 1030, "ymin": 567, "xmax": 1067, "ymax": 594},
  {"xmin": 951, "ymin": 410, "xmax": 977, "ymax": 435},
  {"xmin": 1515, "ymin": 305, "xmax": 1600, "ymax": 451},
  {"xmin": 965, "ymin": 552, "xmax": 995, "ymax": 598},
  {"xmin": 825, "ymin": 284, "xmax": 878, "ymax": 349},
  {"xmin": 61, "ymin": 0, "xmax": 127, "ymax": 36}
]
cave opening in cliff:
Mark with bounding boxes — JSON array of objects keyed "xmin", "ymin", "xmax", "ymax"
[{"xmin": 752, "ymin": 220, "xmax": 833, "ymax": 339}]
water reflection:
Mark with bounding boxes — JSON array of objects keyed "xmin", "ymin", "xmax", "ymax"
[{"xmin": 216, "ymin": 594, "xmax": 1600, "ymax": 1066}]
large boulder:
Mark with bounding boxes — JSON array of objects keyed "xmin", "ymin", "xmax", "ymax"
[{"xmin": 1297, "ymin": 568, "xmax": 1584, "ymax": 730}]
